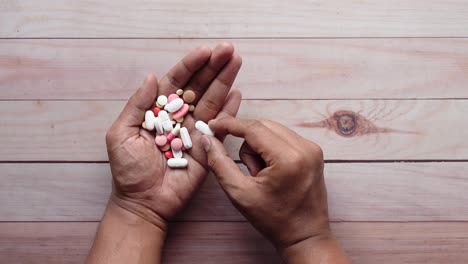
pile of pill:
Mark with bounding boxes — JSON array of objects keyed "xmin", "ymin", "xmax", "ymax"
[{"xmin": 142, "ymin": 89, "xmax": 215, "ymax": 169}]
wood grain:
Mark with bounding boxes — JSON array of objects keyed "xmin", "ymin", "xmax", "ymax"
[
  {"xmin": 2, "ymin": 1, "xmax": 468, "ymax": 38},
  {"xmin": 1, "ymin": 222, "xmax": 467, "ymax": 264},
  {"xmin": 1, "ymin": 162, "xmax": 467, "ymax": 221},
  {"xmin": 0, "ymin": 100, "xmax": 467, "ymax": 161},
  {"xmin": 2, "ymin": 39, "xmax": 468, "ymax": 100}
]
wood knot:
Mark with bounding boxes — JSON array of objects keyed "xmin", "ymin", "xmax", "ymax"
[{"xmin": 333, "ymin": 111, "xmax": 356, "ymax": 136}]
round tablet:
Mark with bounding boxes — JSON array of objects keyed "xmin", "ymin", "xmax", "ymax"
[
  {"xmin": 159, "ymin": 143, "xmax": 171, "ymax": 152},
  {"xmin": 157, "ymin": 95, "xmax": 168, "ymax": 106},
  {"xmin": 183, "ymin": 90, "xmax": 196, "ymax": 103},
  {"xmin": 164, "ymin": 150, "xmax": 174, "ymax": 159},
  {"xmin": 155, "ymin": 135, "xmax": 167, "ymax": 146},
  {"xmin": 171, "ymin": 138, "xmax": 183, "ymax": 151},
  {"xmin": 176, "ymin": 89, "xmax": 184, "ymax": 96}
]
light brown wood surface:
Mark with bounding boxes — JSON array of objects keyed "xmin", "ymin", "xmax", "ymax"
[
  {"xmin": 0, "ymin": 100, "xmax": 466, "ymax": 161},
  {"xmin": 1, "ymin": 222, "xmax": 467, "ymax": 264},
  {"xmin": 2, "ymin": 1, "xmax": 468, "ymax": 38},
  {"xmin": 2, "ymin": 39, "xmax": 468, "ymax": 100},
  {"xmin": 1, "ymin": 162, "xmax": 467, "ymax": 222},
  {"xmin": 1, "ymin": 0, "xmax": 467, "ymax": 262}
]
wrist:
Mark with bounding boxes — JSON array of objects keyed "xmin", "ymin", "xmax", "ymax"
[
  {"xmin": 87, "ymin": 199, "xmax": 166, "ymax": 264},
  {"xmin": 110, "ymin": 192, "xmax": 168, "ymax": 233},
  {"xmin": 279, "ymin": 230, "xmax": 351, "ymax": 264}
]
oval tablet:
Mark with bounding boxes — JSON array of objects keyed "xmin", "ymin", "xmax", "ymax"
[
  {"xmin": 154, "ymin": 117, "xmax": 164, "ymax": 135},
  {"xmin": 168, "ymin": 93, "xmax": 179, "ymax": 103},
  {"xmin": 179, "ymin": 127, "xmax": 192, "ymax": 149},
  {"xmin": 167, "ymin": 158, "xmax": 188, "ymax": 168},
  {"xmin": 172, "ymin": 104, "xmax": 189, "ymax": 120},
  {"xmin": 195, "ymin": 120, "xmax": 215, "ymax": 136},
  {"xmin": 164, "ymin": 98, "xmax": 184, "ymax": 113},
  {"xmin": 145, "ymin": 110, "xmax": 155, "ymax": 131}
]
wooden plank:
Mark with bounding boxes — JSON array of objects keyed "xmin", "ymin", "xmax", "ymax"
[
  {"xmin": 0, "ymin": 100, "xmax": 467, "ymax": 161},
  {"xmin": 1, "ymin": 163, "xmax": 467, "ymax": 221},
  {"xmin": 2, "ymin": 39, "xmax": 468, "ymax": 100},
  {"xmin": 2, "ymin": 1, "xmax": 468, "ymax": 38},
  {"xmin": 1, "ymin": 222, "xmax": 467, "ymax": 264}
]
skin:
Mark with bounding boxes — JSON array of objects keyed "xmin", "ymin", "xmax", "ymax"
[
  {"xmin": 86, "ymin": 42, "xmax": 243, "ymax": 264},
  {"xmin": 87, "ymin": 44, "xmax": 351, "ymax": 264},
  {"xmin": 201, "ymin": 117, "xmax": 351, "ymax": 263}
]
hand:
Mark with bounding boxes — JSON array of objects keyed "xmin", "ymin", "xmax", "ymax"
[
  {"xmin": 201, "ymin": 117, "xmax": 350, "ymax": 263},
  {"xmin": 105, "ymin": 43, "xmax": 242, "ymax": 232}
]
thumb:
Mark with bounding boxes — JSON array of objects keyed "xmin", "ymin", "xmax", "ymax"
[{"xmin": 201, "ymin": 135, "xmax": 251, "ymax": 195}]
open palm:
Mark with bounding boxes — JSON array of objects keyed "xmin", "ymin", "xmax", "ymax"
[{"xmin": 105, "ymin": 43, "xmax": 242, "ymax": 229}]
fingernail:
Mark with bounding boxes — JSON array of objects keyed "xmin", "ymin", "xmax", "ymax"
[
  {"xmin": 208, "ymin": 119, "xmax": 217, "ymax": 127},
  {"xmin": 201, "ymin": 135, "xmax": 212, "ymax": 152}
]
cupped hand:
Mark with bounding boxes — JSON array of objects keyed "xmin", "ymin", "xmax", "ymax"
[
  {"xmin": 105, "ymin": 43, "xmax": 242, "ymax": 231},
  {"xmin": 201, "ymin": 117, "xmax": 330, "ymax": 249}
]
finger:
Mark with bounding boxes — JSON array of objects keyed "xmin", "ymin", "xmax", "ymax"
[
  {"xmin": 208, "ymin": 117, "xmax": 288, "ymax": 164},
  {"xmin": 111, "ymin": 74, "xmax": 158, "ymax": 141},
  {"xmin": 239, "ymin": 141, "xmax": 265, "ymax": 176},
  {"xmin": 159, "ymin": 46, "xmax": 212, "ymax": 95},
  {"xmin": 184, "ymin": 42, "xmax": 234, "ymax": 103},
  {"xmin": 214, "ymin": 89, "xmax": 242, "ymax": 141},
  {"xmin": 201, "ymin": 135, "xmax": 254, "ymax": 196},
  {"xmin": 194, "ymin": 52, "xmax": 242, "ymax": 122}
]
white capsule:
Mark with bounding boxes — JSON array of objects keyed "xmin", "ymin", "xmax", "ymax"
[
  {"xmin": 180, "ymin": 127, "xmax": 192, "ymax": 149},
  {"xmin": 164, "ymin": 98, "xmax": 184, "ymax": 113},
  {"xmin": 195, "ymin": 120, "xmax": 215, "ymax": 136},
  {"xmin": 171, "ymin": 123, "xmax": 181, "ymax": 136},
  {"xmin": 154, "ymin": 117, "xmax": 164, "ymax": 135},
  {"xmin": 157, "ymin": 95, "xmax": 168, "ymax": 106},
  {"xmin": 145, "ymin": 111, "xmax": 155, "ymax": 131},
  {"xmin": 172, "ymin": 148, "xmax": 183, "ymax": 159},
  {"xmin": 167, "ymin": 158, "xmax": 188, "ymax": 168}
]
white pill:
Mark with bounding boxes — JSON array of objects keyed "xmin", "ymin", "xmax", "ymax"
[
  {"xmin": 176, "ymin": 89, "xmax": 184, "ymax": 96},
  {"xmin": 157, "ymin": 95, "xmax": 168, "ymax": 106},
  {"xmin": 172, "ymin": 148, "xmax": 183, "ymax": 159},
  {"xmin": 167, "ymin": 158, "xmax": 188, "ymax": 168},
  {"xmin": 164, "ymin": 98, "xmax": 184, "ymax": 113},
  {"xmin": 195, "ymin": 120, "xmax": 215, "ymax": 136},
  {"xmin": 145, "ymin": 111, "xmax": 155, "ymax": 131},
  {"xmin": 180, "ymin": 127, "xmax": 192, "ymax": 149},
  {"xmin": 154, "ymin": 117, "xmax": 164, "ymax": 135},
  {"xmin": 158, "ymin": 110, "xmax": 169, "ymax": 122},
  {"xmin": 163, "ymin": 120, "xmax": 173, "ymax": 132},
  {"xmin": 171, "ymin": 123, "xmax": 181, "ymax": 136},
  {"xmin": 158, "ymin": 110, "xmax": 173, "ymax": 132}
]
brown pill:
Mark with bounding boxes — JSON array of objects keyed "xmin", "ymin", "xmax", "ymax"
[{"xmin": 183, "ymin": 90, "xmax": 196, "ymax": 103}]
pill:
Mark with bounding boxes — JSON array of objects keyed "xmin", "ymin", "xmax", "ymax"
[
  {"xmin": 171, "ymin": 120, "xmax": 176, "ymax": 125},
  {"xmin": 195, "ymin": 120, "xmax": 215, "ymax": 136},
  {"xmin": 164, "ymin": 150, "xmax": 174, "ymax": 159},
  {"xmin": 145, "ymin": 110, "xmax": 155, "ymax": 131},
  {"xmin": 172, "ymin": 148, "xmax": 183, "ymax": 159},
  {"xmin": 180, "ymin": 127, "xmax": 192, "ymax": 149},
  {"xmin": 154, "ymin": 117, "xmax": 164, "ymax": 135},
  {"xmin": 155, "ymin": 135, "xmax": 167, "ymax": 146},
  {"xmin": 164, "ymin": 98, "xmax": 184, "ymax": 113},
  {"xmin": 176, "ymin": 89, "xmax": 184, "ymax": 96},
  {"xmin": 167, "ymin": 158, "xmax": 188, "ymax": 168},
  {"xmin": 168, "ymin": 93, "xmax": 179, "ymax": 103},
  {"xmin": 158, "ymin": 110, "xmax": 173, "ymax": 132},
  {"xmin": 157, "ymin": 95, "xmax": 168, "ymax": 106},
  {"xmin": 152, "ymin": 107, "xmax": 161, "ymax": 116},
  {"xmin": 159, "ymin": 143, "xmax": 171, "ymax": 152},
  {"xmin": 171, "ymin": 138, "xmax": 183, "ymax": 151},
  {"xmin": 167, "ymin": 124, "xmax": 181, "ymax": 141},
  {"xmin": 189, "ymin": 105, "xmax": 195, "ymax": 112},
  {"xmin": 183, "ymin": 90, "xmax": 196, "ymax": 103},
  {"xmin": 155, "ymin": 102, "xmax": 163, "ymax": 108},
  {"xmin": 175, "ymin": 117, "xmax": 184, "ymax": 123},
  {"xmin": 172, "ymin": 103, "xmax": 189, "ymax": 120},
  {"xmin": 142, "ymin": 121, "xmax": 147, "ymax": 129}
]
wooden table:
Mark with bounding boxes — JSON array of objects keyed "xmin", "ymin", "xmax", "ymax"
[{"xmin": 1, "ymin": 1, "xmax": 468, "ymax": 263}]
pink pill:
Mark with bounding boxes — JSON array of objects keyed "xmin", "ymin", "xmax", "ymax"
[
  {"xmin": 159, "ymin": 143, "xmax": 171, "ymax": 152},
  {"xmin": 172, "ymin": 103, "xmax": 189, "ymax": 120},
  {"xmin": 171, "ymin": 138, "xmax": 183, "ymax": 151},
  {"xmin": 166, "ymin": 133, "xmax": 176, "ymax": 142},
  {"xmin": 155, "ymin": 135, "xmax": 167, "ymax": 146},
  {"xmin": 168, "ymin": 93, "xmax": 179, "ymax": 103}
]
